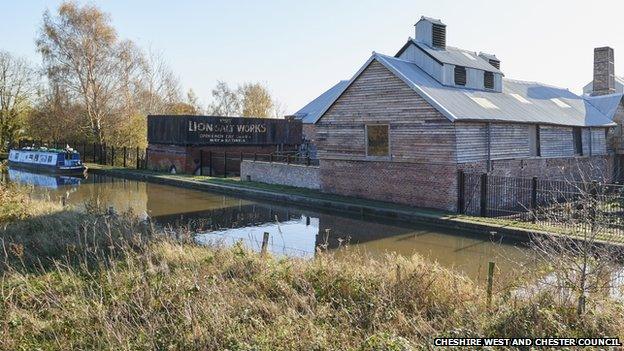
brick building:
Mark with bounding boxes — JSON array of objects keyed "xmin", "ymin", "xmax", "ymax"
[
  {"xmin": 311, "ymin": 16, "xmax": 616, "ymax": 212},
  {"xmin": 146, "ymin": 115, "xmax": 301, "ymax": 174}
]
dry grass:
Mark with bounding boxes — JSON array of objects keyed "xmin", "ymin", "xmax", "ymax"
[{"xmin": 0, "ymin": 185, "xmax": 623, "ymax": 350}]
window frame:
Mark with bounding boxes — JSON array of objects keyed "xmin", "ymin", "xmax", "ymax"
[
  {"xmin": 573, "ymin": 127, "xmax": 583, "ymax": 156},
  {"xmin": 365, "ymin": 124, "xmax": 391, "ymax": 159}
]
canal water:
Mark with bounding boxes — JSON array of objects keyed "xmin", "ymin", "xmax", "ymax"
[{"xmin": 2, "ymin": 168, "xmax": 532, "ymax": 283}]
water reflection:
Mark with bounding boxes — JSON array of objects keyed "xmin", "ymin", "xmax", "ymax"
[{"xmin": 4, "ymin": 168, "xmax": 532, "ymax": 281}]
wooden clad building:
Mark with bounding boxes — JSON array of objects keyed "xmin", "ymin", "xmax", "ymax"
[{"xmin": 311, "ymin": 17, "xmax": 615, "ymax": 211}]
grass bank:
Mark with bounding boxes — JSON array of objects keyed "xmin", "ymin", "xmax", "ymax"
[{"xmin": 1, "ymin": 185, "xmax": 623, "ymax": 350}]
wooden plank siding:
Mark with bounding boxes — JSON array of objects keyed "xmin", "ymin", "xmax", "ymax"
[
  {"xmin": 539, "ymin": 126, "xmax": 575, "ymax": 157},
  {"xmin": 316, "ymin": 60, "xmax": 457, "ymax": 164}
]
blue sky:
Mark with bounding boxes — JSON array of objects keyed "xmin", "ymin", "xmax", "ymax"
[{"xmin": 1, "ymin": 0, "xmax": 623, "ymax": 114}]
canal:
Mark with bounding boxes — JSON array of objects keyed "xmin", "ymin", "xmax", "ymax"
[{"xmin": 3, "ymin": 168, "xmax": 532, "ymax": 282}]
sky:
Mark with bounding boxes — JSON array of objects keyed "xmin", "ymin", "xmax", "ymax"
[{"xmin": 1, "ymin": 0, "xmax": 623, "ymax": 115}]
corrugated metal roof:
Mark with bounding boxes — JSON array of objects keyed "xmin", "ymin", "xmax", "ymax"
[
  {"xmin": 584, "ymin": 93, "xmax": 623, "ymax": 120},
  {"xmin": 412, "ymin": 40, "xmax": 503, "ymax": 74},
  {"xmin": 291, "ymin": 80, "xmax": 349, "ymax": 124},
  {"xmin": 315, "ymin": 53, "xmax": 615, "ymax": 127},
  {"xmin": 418, "ymin": 16, "xmax": 445, "ymax": 26}
]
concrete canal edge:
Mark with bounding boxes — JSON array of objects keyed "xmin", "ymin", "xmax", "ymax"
[{"xmin": 86, "ymin": 164, "xmax": 623, "ymax": 247}]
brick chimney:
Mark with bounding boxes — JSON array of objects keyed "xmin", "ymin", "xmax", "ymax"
[{"xmin": 592, "ymin": 47, "xmax": 615, "ymax": 96}]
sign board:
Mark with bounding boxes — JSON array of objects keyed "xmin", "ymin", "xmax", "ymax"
[{"xmin": 147, "ymin": 115, "xmax": 302, "ymax": 146}]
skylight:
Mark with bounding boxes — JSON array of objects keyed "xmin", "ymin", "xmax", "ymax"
[
  {"xmin": 462, "ymin": 52, "xmax": 477, "ymax": 61},
  {"xmin": 510, "ymin": 93, "xmax": 531, "ymax": 104},
  {"xmin": 550, "ymin": 98, "xmax": 571, "ymax": 108},
  {"xmin": 469, "ymin": 96, "xmax": 499, "ymax": 109}
]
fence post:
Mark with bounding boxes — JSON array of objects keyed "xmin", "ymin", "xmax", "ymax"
[
  {"xmin": 199, "ymin": 149, "xmax": 203, "ymax": 176},
  {"xmin": 306, "ymin": 156, "xmax": 311, "ymax": 166},
  {"xmin": 223, "ymin": 152, "xmax": 227, "ymax": 178},
  {"xmin": 269, "ymin": 153, "xmax": 273, "ymax": 163},
  {"xmin": 123, "ymin": 147, "xmax": 127, "ymax": 168},
  {"xmin": 254, "ymin": 153, "xmax": 257, "ymax": 162},
  {"xmin": 486, "ymin": 261, "xmax": 495, "ymax": 307},
  {"xmin": 144, "ymin": 148, "xmax": 148, "ymax": 169},
  {"xmin": 111, "ymin": 146, "xmax": 115, "ymax": 166},
  {"xmin": 240, "ymin": 151, "xmax": 243, "ymax": 163},
  {"xmin": 136, "ymin": 147, "xmax": 140, "ymax": 169},
  {"xmin": 287, "ymin": 154, "xmax": 290, "ymax": 164},
  {"xmin": 457, "ymin": 170, "xmax": 465, "ymax": 214},
  {"xmin": 83, "ymin": 142, "xmax": 86, "ymax": 160},
  {"xmin": 480, "ymin": 173, "xmax": 488, "ymax": 217},
  {"xmin": 531, "ymin": 177, "xmax": 538, "ymax": 223},
  {"xmin": 209, "ymin": 151, "xmax": 213, "ymax": 177},
  {"xmin": 93, "ymin": 143, "xmax": 97, "ymax": 163},
  {"xmin": 261, "ymin": 232, "xmax": 270, "ymax": 255}
]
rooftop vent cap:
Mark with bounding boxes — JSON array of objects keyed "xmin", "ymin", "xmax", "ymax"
[
  {"xmin": 479, "ymin": 52, "xmax": 500, "ymax": 70},
  {"xmin": 415, "ymin": 16, "xmax": 446, "ymax": 49}
]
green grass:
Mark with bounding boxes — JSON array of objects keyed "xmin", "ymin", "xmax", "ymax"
[{"xmin": 1, "ymin": 185, "xmax": 623, "ymax": 350}]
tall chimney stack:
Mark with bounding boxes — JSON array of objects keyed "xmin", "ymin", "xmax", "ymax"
[{"xmin": 592, "ymin": 47, "xmax": 615, "ymax": 96}]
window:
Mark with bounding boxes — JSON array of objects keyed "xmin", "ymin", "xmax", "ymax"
[
  {"xmin": 573, "ymin": 127, "xmax": 583, "ymax": 155},
  {"xmin": 510, "ymin": 93, "xmax": 531, "ymax": 104},
  {"xmin": 484, "ymin": 71, "xmax": 494, "ymax": 89},
  {"xmin": 468, "ymin": 96, "xmax": 499, "ymax": 109},
  {"xmin": 366, "ymin": 124, "xmax": 389, "ymax": 157},
  {"xmin": 488, "ymin": 59, "xmax": 500, "ymax": 70},
  {"xmin": 454, "ymin": 66, "xmax": 466, "ymax": 86},
  {"xmin": 529, "ymin": 125, "xmax": 541, "ymax": 156}
]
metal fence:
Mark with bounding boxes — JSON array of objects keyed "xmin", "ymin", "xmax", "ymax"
[
  {"xmin": 11, "ymin": 140, "xmax": 319, "ymax": 177},
  {"xmin": 458, "ymin": 171, "xmax": 624, "ymax": 237},
  {"xmin": 197, "ymin": 150, "xmax": 319, "ymax": 178},
  {"xmin": 13, "ymin": 140, "xmax": 148, "ymax": 169}
]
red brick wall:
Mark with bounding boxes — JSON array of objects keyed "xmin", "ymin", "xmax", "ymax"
[
  {"xmin": 320, "ymin": 159, "xmax": 459, "ymax": 212},
  {"xmin": 147, "ymin": 144, "xmax": 296, "ymax": 174}
]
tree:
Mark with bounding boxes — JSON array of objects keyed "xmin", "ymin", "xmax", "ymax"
[
  {"xmin": 0, "ymin": 51, "xmax": 36, "ymax": 150},
  {"xmin": 36, "ymin": 2, "xmax": 142, "ymax": 144},
  {"xmin": 238, "ymin": 82, "xmax": 274, "ymax": 118},
  {"xmin": 136, "ymin": 48, "xmax": 182, "ymax": 115},
  {"xmin": 527, "ymin": 169, "xmax": 624, "ymax": 316},
  {"xmin": 207, "ymin": 81, "xmax": 240, "ymax": 117}
]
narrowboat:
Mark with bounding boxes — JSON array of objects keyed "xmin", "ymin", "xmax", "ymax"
[{"xmin": 8, "ymin": 146, "xmax": 87, "ymax": 176}]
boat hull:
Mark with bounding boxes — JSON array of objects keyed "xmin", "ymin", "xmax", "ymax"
[{"xmin": 8, "ymin": 161, "xmax": 87, "ymax": 176}]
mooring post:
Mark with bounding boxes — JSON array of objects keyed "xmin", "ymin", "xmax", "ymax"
[
  {"xmin": 486, "ymin": 261, "xmax": 495, "ymax": 307},
  {"xmin": 261, "ymin": 232, "xmax": 270, "ymax": 255},
  {"xmin": 199, "ymin": 150, "xmax": 203, "ymax": 176},
  {"xmin": 123, "ymin": 146, "xmax": 127, "ymax": 168}
]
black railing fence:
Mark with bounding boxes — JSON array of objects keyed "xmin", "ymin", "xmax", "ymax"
[
  {"xmin": 13, "ymin": 140, "xmax": 148, "ymax": 169},
  {"xmin": 10, "ymin": 140, "xmax": 319, "ymax": 178},
  {"xmin": 458, "ymin": 171, "xmax": 624, "ymax": 237},
  {"xmin": 197, "ymin": 150, "xmax": 319, "ymax": 178}
]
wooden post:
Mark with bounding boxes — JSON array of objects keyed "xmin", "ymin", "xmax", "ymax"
[
  {"xmin": 254, "ymin": 153, "xmax": 257, "ymax": 161},
  {"xmin": 531, "ymin": 177, "xmax": 538, "ymax": 223},
  {"xmin": 223, "ymin": 152, "xmax": 227, "ymax": 178},
  {"xmin": 286, "ymin": 154, "xmax": 290, "ymax": 164},
  {"xmin": 480, "ymin": 173, "xmax": 488, "ymax": 217},
  {"xmin": 111, "ymin": 146, "xmax": 115, "ymax": 166},
  {"xmin": 136, "ymin": 147, "xmax": 140, "ymax": 169},
  {"xmin": 240, "ymin": 151, "xmax": 243, "ymax": 163},
  {"xmin": 306, "ymin": 216, "xmax": 310, "ymax": 226},
  {"xmin": 123, "ymin": 146, "xmax": 127, "ymax": 168},
  {"xmin": 93, "ymin": 143, "xmax": 97, "ymax": 163},
  {"xmin": 306, "ymin": 156, "xmax": 311, "ymax": 166},
  {"xmin": 261, "ymin": 232, "xmax": 270, "ymax": 255},
  {"xmin": 199, "ymin": 150, "xmax": 203, "ymax": 176},
  {"xmin": 61, "ymin": 196, "xmax": 66, "ymax": 207},
  {"xmin": 457, "ymin": 170, "xmax": 465, "ymax": 214},
  {"xmin": 83, "ymin": 142, "xmax": 86, "ymax": 160},
  {"xmin": 144, "ymin": 148, "xmax": 148, "ymax": 169},
  {"xmin": 269, "ymin": 153, "xmax": 273, "ymax": 163},
  {"xmin": 486, "ymin": 261, "xmax": 495, "ymax": 307}
]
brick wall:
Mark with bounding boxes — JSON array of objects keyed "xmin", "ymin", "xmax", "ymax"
[
  {"xmin": 241, "ymin": 160, "xmax": 320, "ymax": 189},
  {"xmin": 320, "ymin": 159, "xmax": 458, "ymax": 212}
]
